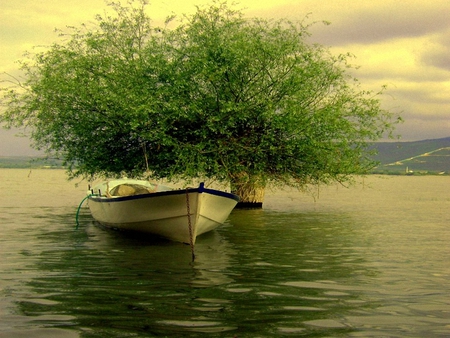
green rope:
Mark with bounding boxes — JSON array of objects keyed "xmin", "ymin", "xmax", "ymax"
[{"xmin": 76, "ymin": 194, "xmax": 95, "ymax": 229}]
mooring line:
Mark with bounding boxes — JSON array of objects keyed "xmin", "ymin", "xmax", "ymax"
[{"xmin": 75, "ymin": 193, "xmax": 97, "ymax": 229}]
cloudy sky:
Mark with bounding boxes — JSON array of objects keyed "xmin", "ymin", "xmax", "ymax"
[{"xmin": 1, "ymin": 0, "xmax": 449, "ymax": 156}]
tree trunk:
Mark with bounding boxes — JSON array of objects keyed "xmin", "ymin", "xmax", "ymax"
[{"xmin": 230, "ymin": 175, "xmax": 266, "ymax": 208}]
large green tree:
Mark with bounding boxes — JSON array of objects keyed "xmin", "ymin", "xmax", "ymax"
[{"xmin": 1, "ymin": 1, "xmax": 400, "ymax": 206}]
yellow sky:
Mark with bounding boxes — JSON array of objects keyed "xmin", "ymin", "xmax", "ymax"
[{"xmin": 1, "ymin": 0, "xmax": 450, "ymax": 155}]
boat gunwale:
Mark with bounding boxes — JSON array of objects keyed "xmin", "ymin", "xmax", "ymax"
[{"xmin": 88, "ymin": 183, "xmax": 240, "ymax": 203}]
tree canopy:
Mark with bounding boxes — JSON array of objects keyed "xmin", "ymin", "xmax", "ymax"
[{"xmin": 1, "ymin": 0, "xmax": 400, "ymax": 204}]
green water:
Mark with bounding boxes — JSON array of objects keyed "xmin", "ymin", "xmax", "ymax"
[{"xmin": 0, "ymin": 169, "xmax": 449, "ymax": 337}]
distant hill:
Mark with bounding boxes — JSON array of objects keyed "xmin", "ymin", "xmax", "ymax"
[
  {"xmin": 370, "ymin": 137, "xmax": 450, "ymax": 174},
  {"xmin": 0, "ymin": 156, "xmax": 64, "ymax": 169}
]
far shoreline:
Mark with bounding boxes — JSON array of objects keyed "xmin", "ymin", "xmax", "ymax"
[{"xmin": 0, "ymin": 156, "xmax": 447, "ymax": 176}]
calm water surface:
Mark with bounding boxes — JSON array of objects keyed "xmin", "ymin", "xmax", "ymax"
[{"xmin": 0, "ymin": 169, "xmax": 449, "ymax": 337}]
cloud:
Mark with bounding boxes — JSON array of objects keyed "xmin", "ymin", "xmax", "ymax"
[
  {"xmin": 390, "ymin": 82, "xmax": 450, "ymax": 106},
  {"xmin": 0, "ymin": 128, "xmax": 42, "ymax": 156},
  {"xmin": 395, "ymin": 118, "xmax": 450, "ymax": 141},
  {"xmin": 304, "ymin": 0, "xmax": 450, "ymax": 46},
  {"xmin": 341, "ymin": 41, "xmax": 450, "ymax": 84},
  {"xmin": 419, "ymin": 29, "xmax": 450, "ymax": 71},
  {"xmin": 1, "ymin": 1, "xmax": 129, "ymax": 81}
]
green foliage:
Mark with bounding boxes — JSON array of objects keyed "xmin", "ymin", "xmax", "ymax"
[{"xmin": 1, "ymin": 0, "xmax": 400, "ymax": 188}]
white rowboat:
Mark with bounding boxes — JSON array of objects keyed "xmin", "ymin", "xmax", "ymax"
[{"xmin": 87, "ymin": 179, "xmax": 239, "ymax": 244}]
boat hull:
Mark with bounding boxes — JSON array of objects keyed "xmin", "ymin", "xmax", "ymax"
[{"xmin": 87, "ymin": 182, "xmax": 239, "ymax": 243}]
